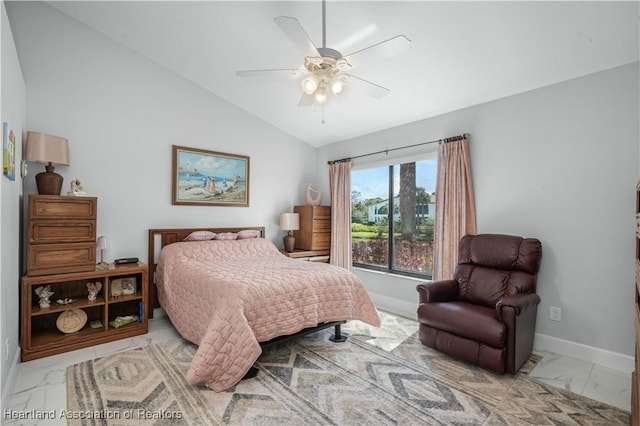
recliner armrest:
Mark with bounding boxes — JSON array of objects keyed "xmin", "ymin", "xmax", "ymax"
[
  {"xmin": 496, "ymin": 293, "xmax": 541, "ymax": 318},
  {"xmin": 416, "ymin": 280, "xmax": 458, "ymax": 303}
]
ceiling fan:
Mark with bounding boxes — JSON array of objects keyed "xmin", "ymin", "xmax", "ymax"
[{"xmin": 236, "ymin": 0, "xmax": 411, "ymax": 108}]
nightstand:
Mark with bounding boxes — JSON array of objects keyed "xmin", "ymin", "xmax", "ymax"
[{"xmin": 280, "ymin": 249, "xmax": 330, "ymax": 263}]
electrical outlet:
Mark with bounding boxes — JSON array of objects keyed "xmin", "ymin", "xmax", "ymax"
[{"xmin": 550, "ymin": 306, "xmax": 562, "ymax": 322}]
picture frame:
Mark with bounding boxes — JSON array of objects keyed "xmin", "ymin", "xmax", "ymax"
[
  {"xmin": 110, "ymin": 277, "xmax": 137, "ymax": 298},
  {"xmin": 172, "ymin": 145, "xmax": 249, "ymax": 207},
  {"xmin": 3, "ymin": 122, "xmax": 15, "ymax": 181}
]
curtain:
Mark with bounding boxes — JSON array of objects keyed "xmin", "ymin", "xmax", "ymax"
[
  {"xmin": 433, "ymin": 137, "xmax": 477, "ymax": 280},
  {"xmin": 329, "ymin": 160, "xmax": 352, "ymax": 269}
]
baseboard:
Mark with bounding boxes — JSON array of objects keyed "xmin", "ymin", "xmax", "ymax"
[
  {"xmin": 534, "ymin": 332, "xmax": 635, "ymax": 374},
  {"xmin": 152, "ymin": 307, "xmax": 167, "ymax": 318},
  {"xmin": 1, "ymin": 346, "xmax": 20, "ymax": 411},
  {"xmin": 369, "ymin": 293, "xmax": 633, "ymax": 374}
]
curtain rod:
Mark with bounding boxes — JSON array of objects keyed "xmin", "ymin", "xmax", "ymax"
[{"xmin": 327, "ymin": 133, "xmax": 470, "ymax": 165}]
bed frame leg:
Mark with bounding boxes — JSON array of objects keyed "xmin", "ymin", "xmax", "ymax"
[
  {"xmin": 243, "ymin": 366, "xmax": 259, "ymax": 380},
  {"xmin": 329, "ymin": 323, "xmax": 347, "ymax": 342}
]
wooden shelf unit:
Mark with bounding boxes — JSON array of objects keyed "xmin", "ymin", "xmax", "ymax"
[{"xmin": 21, "ymin": 263, "xmax": 148, "ymax": 361}]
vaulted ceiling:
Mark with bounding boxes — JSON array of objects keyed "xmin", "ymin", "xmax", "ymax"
[{"xmin": 46, "ymin": 1, "xmax": 639, "ymax": 147}]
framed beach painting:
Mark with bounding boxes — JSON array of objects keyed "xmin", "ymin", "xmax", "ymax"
[{"xmin": 172, "ymin": 145, "xmax": 249, "ymax": 207}]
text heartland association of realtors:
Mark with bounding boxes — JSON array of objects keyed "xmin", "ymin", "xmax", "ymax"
[{"xmin": 3, "ymin": 409, "xmax": 183, "ymax": 420}]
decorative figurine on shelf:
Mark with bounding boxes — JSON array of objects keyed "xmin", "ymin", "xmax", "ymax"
[
  {"xmin": 67, "ymin": 178, "xmax": 87, "ymax": 196},
  {"xmin": 35, "ymin": 285, "xmax": 54, "ymax": 309},
  {"xmin": 306, "ymin": 184, "xmax": 322, "ymax": 206},
  {"xmin": 86, "ymin": 281, "xmax": 102, "ymax": 301}
]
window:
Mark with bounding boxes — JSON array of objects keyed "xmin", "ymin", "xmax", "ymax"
[{"xmin": 351, "ymin": 156, "xmax": 437, "ymax": 278}]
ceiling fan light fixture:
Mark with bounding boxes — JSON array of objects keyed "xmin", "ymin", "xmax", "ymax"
[
  {"xmin": 335, "ymin": 58, "xmax": 351, "ymax": 71},
  {"xmin": 330, "ymin": 80, "xmax": 343, "ymax": 95},
  {"xmin": 236, "ymin": 0, "xmax": 412, "ymax": 117},
  {"xmin": 301, "ymin": 75, "xmax": 319, "ymax": 94},
  {"xmin": 330, "ymin": 75, "xmax": 347, "ymax": 95},
  {"xmin": 314, "ymin": 83, "xmax": 327, "ymax": 104}
]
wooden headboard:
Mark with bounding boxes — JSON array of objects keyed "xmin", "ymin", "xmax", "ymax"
[{"xmin": 147, "ymin": 226, "xmax": 266, "ymax": 314}]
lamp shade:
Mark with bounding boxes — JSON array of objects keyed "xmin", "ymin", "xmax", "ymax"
[
  {"xmin": 279, "ymin": 213, "xmax": 300, "ymax": 231},
  {"xmin": 97, "ymin": 236, "xmax": 108, "ymax": 250},
  {"xmin": 26, "ymin": 132, "xmax": 69, "ymax": 165}
]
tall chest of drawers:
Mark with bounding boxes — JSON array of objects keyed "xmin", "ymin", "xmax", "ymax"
[
  {"xmin": 27, "ymin": 195, "xmax": 97, "ymax": 276},
  {"xmin": 293, "ymin": 205, "xmax": 331, "ymax": 251}
]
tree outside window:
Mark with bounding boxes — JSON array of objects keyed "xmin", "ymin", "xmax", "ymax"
[{"xmin": 351, "ymin": 158, "xmax": 436, "ymax": 277}]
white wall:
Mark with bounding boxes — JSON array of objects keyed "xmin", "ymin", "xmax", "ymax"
[
  {"xmin": 7, "ymin": 1, "xmax": 316, "ymax": 264},
  {"xmin": 318, "ymin": 62, "xmax": 640, "ymax": 363},
  {"xmin": 1, "ymin": 0, "xmax": 26, "ymax": 408}
]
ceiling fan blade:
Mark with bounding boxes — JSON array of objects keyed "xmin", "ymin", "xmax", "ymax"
[
  {"xmin": 274, "ymin": 16, "xmax": 320, "ymax": 58},
  {"xmin": 236, "ymin": 69, "xmax": 305, "ymax": 78},
  {"xmin": 343, "ymin": 35, "xmax": 411, "ymax": 70},
  {"xmin": 346, "ymin": 74, "xmax": 390, "ymax": 99},
  {"xmin": 297, "ymin": 93, "xmax": 314, "ymax": 107}
]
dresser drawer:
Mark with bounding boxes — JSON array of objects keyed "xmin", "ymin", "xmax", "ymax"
[
  {"xmin": 312, "ymin": 206, "xmax": 331, "ymax": 219},
  {"xmin": 29, "ymin": 195, "xmax": 97, "ymax": 220},
  {"xmin": 27, "ymin": 243, "xmax": 96, "ymax": 276},
  {"xmin": 309, "ymin": 233, "xmax": 330, "ymax": 250},
  {"xmin": 312, "ymin": 219, "xmax": 331, "ymax": 232},
  {"xmin": 29, "ymin": 220, "xmax": 96, "ymax": 244}
]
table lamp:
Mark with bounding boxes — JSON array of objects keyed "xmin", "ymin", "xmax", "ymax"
[
  {"xmin": 96, "ymin": 236, "xmax": 109, "ymax": 269},
  {"xmin": 279, "ymin": 213, "xmax": 300, "ymax": 252},
  {"xmin": 25, "ymin": 131, "xmax": 69, "ymax": 195}
]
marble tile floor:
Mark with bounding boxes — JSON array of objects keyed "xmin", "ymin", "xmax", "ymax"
[
  {"xmin": 3, "ymin": 312, "xmax": 631, "ymax": 425},
  {"xmin": 529, "ymin": 349, "xmax": 631, "ymax": 414},
  {"xmin": 343, "ymin": 311, "xmax": 632, "ymax": 413}
]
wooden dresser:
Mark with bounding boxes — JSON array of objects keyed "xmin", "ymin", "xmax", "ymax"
[
  {"xmin": 27, "ymin": 195, "xmax": 97, "ymax": 276},
  {"xmin": 633, "ymin": 181, "xmax": 640, "ymax": 423},
  {"xmin": 293, "ymin": 205, "xmax": 331, "ymax": 251}
]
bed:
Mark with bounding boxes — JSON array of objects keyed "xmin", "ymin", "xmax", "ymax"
[{"xmin": 148, "ymin": 226, "xmax": 381, "ymax": 391}]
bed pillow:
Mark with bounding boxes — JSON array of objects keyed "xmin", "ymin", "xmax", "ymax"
[
  {"xmin": 237, "ymin": 229, "xmax": 260, "ymax": 239},
  {"xmin": 183, "ymin": 230, "xmax": 216, "ymax": 241},
  {"xmin": 214, "ymin": 232, "xmax": 238, "ymax": 241}
]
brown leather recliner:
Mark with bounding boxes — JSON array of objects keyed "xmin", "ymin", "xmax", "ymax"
[{"xmin": 416, "ymin": 234, "xmax": 542, "ymax": 374}]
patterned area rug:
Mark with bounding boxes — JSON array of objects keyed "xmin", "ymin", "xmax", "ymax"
[{"xmin": 67, "ymin": 324, "xmax": 630, "ymax": 425}]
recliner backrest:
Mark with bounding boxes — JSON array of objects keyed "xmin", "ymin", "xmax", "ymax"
[{"xmin": 453, "ymin": 234, "xmax": 542, "ymax": 307}]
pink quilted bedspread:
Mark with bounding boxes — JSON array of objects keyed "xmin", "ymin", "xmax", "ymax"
[{"xmin": 156, "ymin": 238, "xmax": 380, "ymax": 391}]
